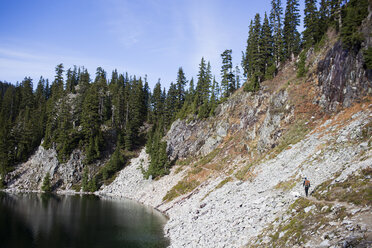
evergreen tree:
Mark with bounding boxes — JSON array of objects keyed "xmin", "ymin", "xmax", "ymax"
[
  {"xmin": 176, "ymin": 67, "xmax": 187, "ymax": 111},
  {"xmin": 234, "ymin": 65, "xmax": 241, "ymax": 89},
  {"xmin": 66, "ymin": 67, "xmax": 78, "ymax": 93},
  {"xmin": 340, "ymin": 0, "xmax": 369, "ymax": 50},
  {"xmin": 209, "ymin": 77, "xmax": 219, "ymax": 116},
  {"xmin": 144, "ymin": 124, "xmax": 170, "ymax": 179},
  {"xmin": 53, "ymin": 64, "xmax": 64, "ymax": 97},
  {"xmin": 188, "ymin": 77, "xmax": 195, "ymax": 98},
  {"xmin": 94, "ymin": 67, "xmax": 110, "ymax": 123},
  {"xmin": 82, "ymin": 167, "xmax": 89, "ymax": 191},
  {"xmin": 56, "ymin": 96, "xmax": 74, "ymax": 162},
  {"xmin": 318, "ymin": 0, "xmax": 330, "ymax": 39},
  {"xmin": 164, "ymin": 82, "xmax": 178, "ymax": 127},
  {"xmin": 283, "ymin": 0, "xmax": 301, "ymax": 60},
  {"xmin": 81, "ymin": 84, "xmax": 102, "ymax": 163},
  {"xmin": 220, "ymin": 49, "xmax": 234, "ymax": 98},
  {"xmin": 244, "ymin": 14, "xmax": 264, "ymax": 92},
  {"xmin": 194, "ymin": 57, "xmax": 211, "ymax": 110},
  {"xmin": 44, "ymin": 64, "xmax": 66, "ymax": 148},
  {"xmin": 363, "ymin": 48, "xmax": 372, "ymax": 69},
  {"xmin": 41, "ymin": 172, "xmax": 52, "ymax": 193},
  {"xmin": 303, "ymin": 0, "xmax": 319, "ymax": 47},
  {"xmin": 33, "ymin": 77, "xmax": 47, "ymax": 145},
  {"xmin": 243, "ymin": 21, "xmax": 254, "ymax": 78},
  {"xmin": 110, "ymin": 69, "xmax": 119, "ymax": 85},
  {"xmin": 252, "ymin": 14, "xmax": 262, "ymax": 82},
  {"xmin": 260, "ymin": 13, "xmax": 274, "ymax": 80},
  {"xmin": 151, "ymin": 81, "xmax": 164, "ymax": 123},
  {"xmin": 270, "ymin": 0, "xmax": 284, "ymax": 67},
  {"xmin": 143, "ymin": 78, "xmax": 151, "ymax": 121},
  {"xmin": 329, "ymin": 0, "xmax": 342, "ymax": 31},
  {"xmin": 102, "ymin": 144, "xmax": 124, "ymax": 180}
]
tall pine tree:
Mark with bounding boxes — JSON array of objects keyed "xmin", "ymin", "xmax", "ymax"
[
  {"xmin": 176, "ymin": 67, "xmax": 187, "ymax": 111},
  {"xmin": 303, "ymin": 0, "xmax": 319, "ymax": 47},
  {"xmin": 283, "ymin": 0, "xmax": 301, "ymax": 60},
  {"xmin": 220, "ymin": 49, "xmax": 234, "ymax": 98},
  {"xmin": 270, "ymin": 0, "xmax": 284, "ymax": 67},
  {"xmin": 260, "ymin": 13, "xmax": 274, "ymax": 80}
]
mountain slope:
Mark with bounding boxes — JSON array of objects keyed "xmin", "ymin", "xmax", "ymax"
[
  {"xmin": 4, "ymin": 6, "xmax": 372, "ymax": 248},
  {"xmin": 100, "ymin": 18, "xmax": 372, "ymax": 246}
]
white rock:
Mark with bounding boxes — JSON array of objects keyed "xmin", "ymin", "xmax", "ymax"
[
  {"xmin": 319, "ymin": 239, "xmax": 330, "ymax": 247},
  {"xmin": 304, "ymin": 205, "xmax": 316, "ymax": 213}
]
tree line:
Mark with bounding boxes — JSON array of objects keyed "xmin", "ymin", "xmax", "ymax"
[
  {"xmin": 242, "ymin": 0, "xmax": 369, "ymax": 91},
  {"xmin": 0, "ymin": 55, "xmax": 237, "ymax": 188}
]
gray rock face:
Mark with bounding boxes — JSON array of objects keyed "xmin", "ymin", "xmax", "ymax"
[
  {"xmin": 317, "ymin": 41, "xmax": 371, "ymax": 111},
  {"xmin": 6, "ymin": 145, "xmax": 86, "ymax": 191},
  {"xmin": 317, "ymin": 17, "xmax": 372, "ymax": 112},
  {"xmin": 166, "ymin": 89, "xmax": 292, "ymax": 160},
  {"xmin": 257, "ymin": 90, "xmax": 291, "ymax": 152}
]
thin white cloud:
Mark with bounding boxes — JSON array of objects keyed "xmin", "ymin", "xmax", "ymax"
[
  {"xmin": 0, "ymin": 46, "xmax": 141, "ymax": 84},
  {"xmin": 0, "ymin": 48, "xmax": 48, "ymax": 61},
  {"xmin": 186, "ymin": 0, "xmax": 230, "ymax": 80}
]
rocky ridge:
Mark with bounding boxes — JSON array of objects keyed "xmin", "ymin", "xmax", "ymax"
[{"xmin": 100, "ymin": 104, "xmax": 371, "ymax": 247}]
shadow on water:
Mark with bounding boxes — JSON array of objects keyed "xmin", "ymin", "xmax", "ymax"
[{"xmin": 0, "ymin": 192, "xmax": 169, "ymax": 248}]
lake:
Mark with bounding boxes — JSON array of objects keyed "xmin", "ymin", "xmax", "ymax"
[{"xmin": 0, "ymin": 192, "xmax": 169, "ymax": 248}]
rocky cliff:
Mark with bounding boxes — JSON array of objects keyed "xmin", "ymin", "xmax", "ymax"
[
  {"xmin": 317, "ymin": 14, "xmax": 372, "ymax": 112},
  {"xmin": 5, "ymin": 146, "xmax": 87, "ymax": 192},
  {"xmin": 4, "ymin": 12, "xmax": 372, "ymax": 248}
]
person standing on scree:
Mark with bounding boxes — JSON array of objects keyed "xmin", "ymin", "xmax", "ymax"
[{"xmin": 303, "ymin": 177, "xmax": 311, "ymax": 197}]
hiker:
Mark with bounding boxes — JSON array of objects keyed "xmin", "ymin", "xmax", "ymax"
[{"xmin": 303, "ymin": 177, "xmax": 311, "ymax": 197}]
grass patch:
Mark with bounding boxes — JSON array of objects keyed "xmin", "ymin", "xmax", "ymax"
[
  {"xmin": 275, "ymin": 178, "xmax": 298, "ymax": 191},
  {"xmin": 264, "ymin": 197, "xmax": 346, "ymax": 248},
  {"xmin": 190, "ymin": 167, "xmax": 203, "ymax": 175},
  {"xmin": 176, "ymin": 157, "xmax": 194, "ymax": 166},
  {"xmin": 198, "ymin": 148, "xmax": 221, "ymax": 167},
  {"xmin": 215, "ymin": 177, "xmax": 232, "ymax": 190},
  {"xmin": 247, "ymin": 191, "xmax": 352, "ymax": 248},
  {"xmin": 174, "ymin": 166, "xmax": 185, "ymax": 174},
  {"xmin": 313, "ymin": 167, "xmax": 372, "ymax": 206},
  {"xmin": 235, "ymin": 163, "xmax": 254, "ymax": 181},
  {"xmin": 201, "ymin": 177, "xmax": 233, "ymax": 201},
  {"xmin": 361, "ymin": 120, "xmax": 372, "ymax": 144},
  {"xmin": 314, "ymin": 33, "xmax": 328, "ymax": 53},
  {"xmin": 163, "ymin": 178, "xmax": 200, "ymax": 202},
  {"xmin": 270, "ymin": 120, "xmax": 310, "ymax": 158}
]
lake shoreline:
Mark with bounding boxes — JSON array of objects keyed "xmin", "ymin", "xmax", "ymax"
[{"xmin": 1, "ymin": 187, "xmax": 170, "ymax": 219}]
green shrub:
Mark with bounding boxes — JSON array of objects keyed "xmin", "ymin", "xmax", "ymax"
[
  {"xmin": 244, "ymin": 80, "xmax": 259, "ymax": 93},
  {"xmin": 41, "ymin": 172, "xmax": 52, "ymax": 193},
  {"xmin": 297, "ymin": 50, "xmax": 308, "ymax": 78},
  {"xmin": 363, "ymin": 48, "xmax": 372, "ymax": 69},
  {"xmin": 265, "ymin": 63, "xmax": 277, "ymax": 80},
  {"xmin": 198, "ymin": 148, "xmax": 221, "ymax": 167}
]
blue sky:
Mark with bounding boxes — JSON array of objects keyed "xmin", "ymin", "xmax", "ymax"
[{"xmin": 0, "ymin": 0, "xmax": 304, "ymax": 90}]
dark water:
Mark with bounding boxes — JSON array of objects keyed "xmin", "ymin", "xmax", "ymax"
[{"xmin": 0, "ymin": 192, "xmax": 169, "ymax": 248}]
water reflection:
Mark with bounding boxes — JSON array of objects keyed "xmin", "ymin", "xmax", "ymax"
[{"xmin": 0, "ymin": 192, "xmax": 169, "ymax": 248}]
